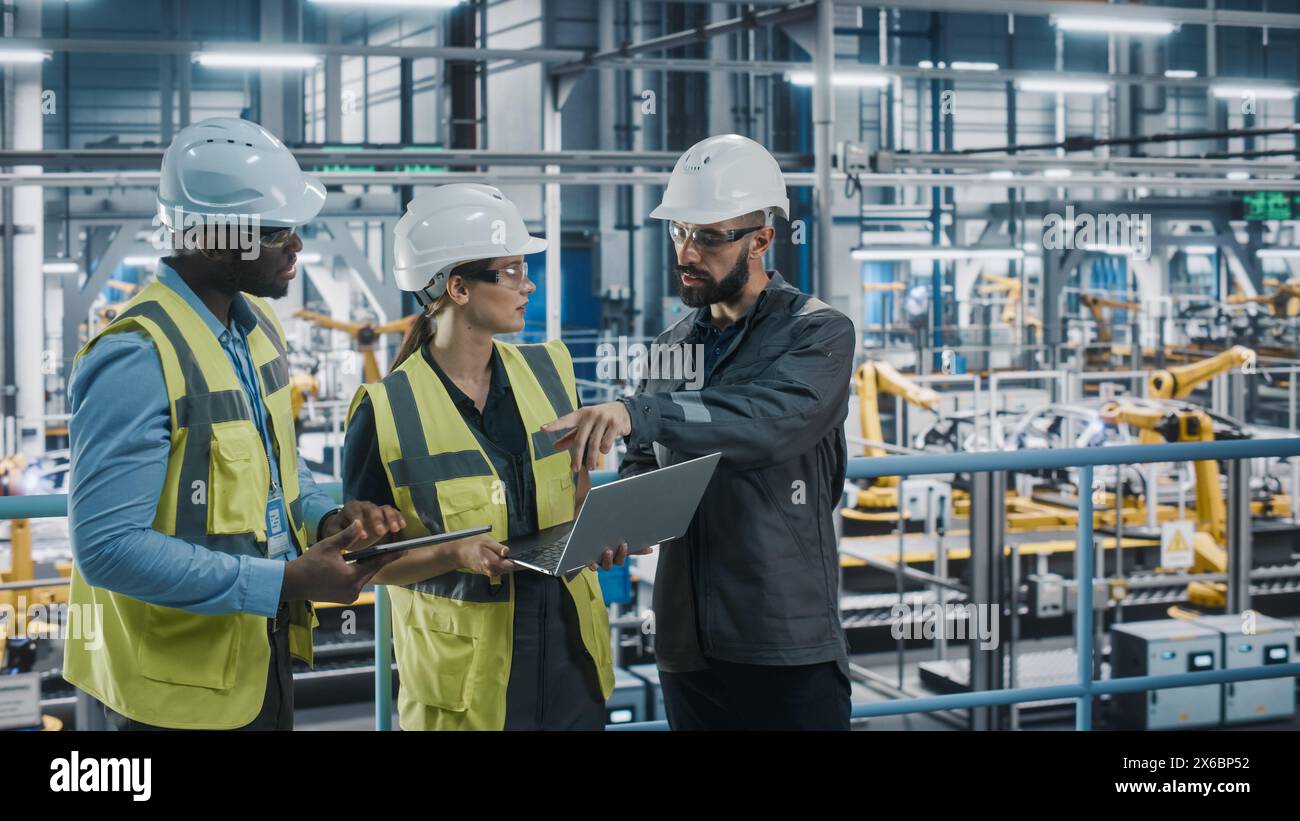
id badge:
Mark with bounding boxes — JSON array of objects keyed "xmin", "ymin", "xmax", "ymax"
[{"xmin": 265, "ymin": 488, "xmax": 293, "ymax": 558}]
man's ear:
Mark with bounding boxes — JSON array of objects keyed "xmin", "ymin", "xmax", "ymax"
[{"xmin": 750, "ymin": 226, "xmax": 775, "ymax": 257}]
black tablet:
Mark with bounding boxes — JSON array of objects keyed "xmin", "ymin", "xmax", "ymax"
[{"xmin": 342, "ymin": 524, "xmax": 493, "ymax": 563}]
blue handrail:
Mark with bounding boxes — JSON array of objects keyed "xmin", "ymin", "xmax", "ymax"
[{"xmin": 7, "ymin": 436, "xmax": 1300, "ymax": 732}]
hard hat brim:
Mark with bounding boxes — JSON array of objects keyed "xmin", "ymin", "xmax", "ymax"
[{"xmin": 650, "ymin": 202, "xmax": 787, "ymax": 225}]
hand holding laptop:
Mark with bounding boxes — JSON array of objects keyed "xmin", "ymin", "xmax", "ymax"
[{"xmin": 588, "ymin": 541, "xmax": 654, "ymax": 572}]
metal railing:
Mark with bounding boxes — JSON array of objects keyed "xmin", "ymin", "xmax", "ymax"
[{"xmin": 4, "ymin": 438, "xmax": 1300, "ymax": 732}]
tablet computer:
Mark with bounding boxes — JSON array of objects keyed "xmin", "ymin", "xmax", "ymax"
[{"xmin": 342, "ymin": 524, "xmax": 493, "ymax": 563}]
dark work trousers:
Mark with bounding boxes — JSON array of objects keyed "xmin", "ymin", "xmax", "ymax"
[
  {"xmin": 501, "ymin": 570, "xmax": 607, "ymax": 731},
  {"xmin": 659, "ymin": 659, "xmax": 851, "ymax": 731},
  {"xmin": 103, "ymin": 603, "xmax": 294, "ymax": 731}
]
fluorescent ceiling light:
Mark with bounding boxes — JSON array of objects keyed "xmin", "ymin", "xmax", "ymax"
[
  {"xmin": 859, "ymin": 231, "xmax": 937, "ymax": 246},
  {"xmin": 297, "ymin": 252, "xmax": 323, "ymax": 264},
  {"xmin": 917, "ymin": 60, "xmax": 934, "ymax": 69},
  {"xmin": 1226, "ymin": 171, "xmax": 1251, "ymax": 181},
  {"xmin": 1081, "ymin": 244, "xmax": 1140, "ymax": 256},
  {"xmin": 43, "ymin": 261, "xmax": 79, "ymax": 275},
  {"xmin": 0, "ymin": 48, "xmax": 51, "ymax": 64},
  {"xmin": 1043, "ymin": 168, "xmax": 1073, "ymax": 179},
  {"xmin": 123, "ymin": 256, "xmax": 161, "ymax": 267},
  {"xmin": 988, "ymin": 170, "xmax": 1015, "ymax": 180},
  {"xmin": 1183, "ymin": 246, "xmax": 1219, "ymax": 255},
  {"xmin": 1257, "ymin": 249, "xmax": 1300, "ymax": 259},
  {"xmin": 1052, "ymin": 16, "xmax": 1178, "ymax": 36},
  {"xmin": 1211, "ymin": 84, "xmax": 1297, "ymax": 100},
  {"xmin": 787, "ymin": 71, "xmax": 890, "ymax": 88},
  {"xmin": 1165, "ymin": 69, "xmax": 1198, "ymax": 79},
  {"xmin": 1017, "ymin": 78, "xmax": 1110, "ymax": 95},
  {"xmin": 309, "ymin": 0, "xmax": 464, "ymax": 6},
  {"xmin": 951, "ymin": 61, "xmax": 999, "ymax": 72},
  {"xmin": 851, "ymin": 247, "xmax": 1024, "ymax": 262},
  {"xmin": 196, "ymin": 53, "xmax": 320, "ymax": 69}
]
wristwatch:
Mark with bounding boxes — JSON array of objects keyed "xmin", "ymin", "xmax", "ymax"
[{"xmin": 317, "ymin": 506, "xmax": 346, "ymax": 542}]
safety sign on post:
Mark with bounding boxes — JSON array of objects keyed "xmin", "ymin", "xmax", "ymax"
[{"xmin": 1160, "ymin": 520, "xmax": 1195, "ymax": 569}]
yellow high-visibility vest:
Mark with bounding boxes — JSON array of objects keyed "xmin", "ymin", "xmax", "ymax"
[
  {"xmin": 63, "ymin": 280, "xmax": 316, "ymax": 729},
  {"xmin": 350, "ymin": 339, "xmax": 614, "ymax": 730}
]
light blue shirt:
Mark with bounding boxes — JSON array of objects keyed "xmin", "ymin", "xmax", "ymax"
[{"xmin": 67, "ymin": 263, "xmax": 338, "ymax": 618}]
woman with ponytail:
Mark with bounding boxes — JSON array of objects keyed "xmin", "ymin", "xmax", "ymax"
[{"xmin": 341, "ymin": 185, "xmax": 628, "ymax": 730}]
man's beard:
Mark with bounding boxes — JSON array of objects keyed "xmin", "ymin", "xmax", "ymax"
[
  {"xmin": 676, "ymin": 243, "xmax": 749, "ymax": 308},
  {"xmin": 222, "ymin": 256, "xmax": 289, "ymax": 299}
]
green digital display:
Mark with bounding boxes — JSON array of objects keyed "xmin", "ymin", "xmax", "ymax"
[{"xmin": 1240, "ymin": 191, "xmax": 1299, "ymax": 221}]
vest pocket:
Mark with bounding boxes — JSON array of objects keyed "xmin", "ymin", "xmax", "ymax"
[
  {"xmin": 544, "ymin": 472, "xmax": 575, "ymax": 525},
  {"xmin": 208, "ymin": 424, "xmax": 270, "ymax": 536},
  {"xmin": 138, "ymin": 606, "xmax": 241, "ymax": 691},
  {"xmin": 401, "ymin": 623, "xmax": 479, "ymax": 711}
]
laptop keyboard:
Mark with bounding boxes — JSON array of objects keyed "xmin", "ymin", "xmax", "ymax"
[{"xmin": 513, "ymin": 534, "xmax": 570, "ymax": 571}]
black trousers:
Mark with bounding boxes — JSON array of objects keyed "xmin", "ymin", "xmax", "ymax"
[
  {"xmin": 103, "ymin": 604, "xmax": 294, "ymax": 731},
  {"xmin": 501, "ymin": 571, "xmax": 606, "ymax": 731},
  {"xmin": 659, "ymin": 658, "xmax": 851, "ymax": 731}
]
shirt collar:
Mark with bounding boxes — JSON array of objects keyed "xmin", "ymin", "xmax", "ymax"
[
  {"xmin": 421, "ymin": 342, "xmax": 512, "ymax": 412},
  {"xmin": 158, "ymin": 261, "xmax": 259, "ymax": 340}
]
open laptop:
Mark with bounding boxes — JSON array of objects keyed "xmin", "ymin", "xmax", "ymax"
[{"xmin": 504, "ymin": 452, "xmax": 721, "ymax": 576}]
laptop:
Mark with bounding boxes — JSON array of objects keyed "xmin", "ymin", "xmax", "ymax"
[{"xmin": 504, "ymin": 452, "xmax": 721, "ymax": 576}]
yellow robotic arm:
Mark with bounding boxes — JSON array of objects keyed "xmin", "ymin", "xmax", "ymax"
[
  {"xmin": 857, "ymin": 361, "xmax": 939, "ymax": 491},
  {"xmin": 294, "ymin": 309, "xmax": 417, "ymax": 383},
  {"xmin": 1099, "ymin": 401, "xmax": 1226, "ymax": 562},
  {"xmin": 1146, "ymin": 345, "xmax": 1253, "ymax": 400},
  {"xmin": 978, "ymin": 273, "xmax": 1043, "ymax": 333},
  {"xmin": 1079, "ymin": 293, "xmax": 1140, "ymax": 345}
]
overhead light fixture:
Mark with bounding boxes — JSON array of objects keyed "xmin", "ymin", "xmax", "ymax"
[
  {"xmin": 1043, "ymin": 168, "xmax": 1073, "ymax": 179},
  {"xmin": 1017, "ymin": 78, "xmax": 1110, "ymax": 95},
  {"xmin": 1257, "ymin": 248, "xmax": 1300, "ymax": 259},
  {"xmin": 0, "ymin": 48, "xmax": 51, "ymax": 64},
  {"xmin": 43, "ymin": 261, "xmax": 79, "ymax": 275},
  {"xmin": 309, "ymin": 0, "xmax": 465, "ymax": 6},
  {"xmin": 1052, "ymin": 16, "xmax": 1178, "ymax": 36},
  {"xmin": 1165, "ymin": 69, "xmax": 1198, "ymax": 79},
  {"xmin": 951, "ymin": 61, "xmax": 999, "ymax": 72},
  {"xmin": 1211, "ymin": 84, "xmax": 1297, "ymax": 100},
  {"xmin": 859, "ymin": 231, "xmax": 937, "ymax": 246},
  {"xmin": 1081, "ymin": 243, "xmax": 1141, "ymax": 256},
  {"xmin": 851, "ymin": 247, "xmax": 1024, "ymax": 262},
  {"xmin": 1226, "ymin": 171, "xmax": 1251, "ymax": 181},
  {"xmin": 195, "ymin": 52, "xmax": 320, "ymax": 69},
  {"xmin": 988, "ymin": 170, "xmax": 1015, "ymax": 180},
  {"xmin": 787, "ymin": 71, "xmax": 890, "ymax": 88},
  {"xmin": 297, "ymin": 252, "xmax": 323, "ymax": 264},
  {"xmin": 123, "ymin": 255, "xmax": 161, "ymax": 267},
  {"xmin": 1183, "ymin": 246, "xmax": 1218, "ymax": 255},
  {"xmin": 917, "ymin": 60, "xmax": 934, "ymax": 69}
]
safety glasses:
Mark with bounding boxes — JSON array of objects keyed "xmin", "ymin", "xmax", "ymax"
[
  {"xmin": 257, "ymin": 225, "xmax": 298, "ymax": 248},
  {"xmin": 668, "ymin": 221, "xmax": 763, "ymax": 249},
  {"xmin": 464, "ymin": 260, "xmax": 531, "ymax": 292}
]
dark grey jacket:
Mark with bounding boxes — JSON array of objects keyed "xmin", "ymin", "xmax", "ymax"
[{"xmin": 618, "ymin": 272, "xmax": 857, "ymax": 673}]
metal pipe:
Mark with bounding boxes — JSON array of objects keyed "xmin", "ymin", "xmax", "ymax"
[{"xmin": 812, "ymin": 0, "xmax": 834, "ymax": 299}]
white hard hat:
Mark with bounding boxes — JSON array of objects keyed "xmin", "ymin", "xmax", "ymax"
[
  {"xmin": 157, "ymin": 117, "xmax": 325, "ymax": 229},
  {"xmin": 393, "ymin": 183, "xmax": 547, "ymax": 304},
  {"xmin": 650, "ymin": 134, "xmax": 789, "ymax": 225}
]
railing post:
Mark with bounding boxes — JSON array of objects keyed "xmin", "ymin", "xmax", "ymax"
[
  {"xmin": 1075, "ymin": 464, "xmax": 1095, "ymax": 731},
  {"xmin": 1227, "ymin": 457, "xmax": 1252, "ymax": 613},
  {"xmin": 374, "ymin": 584, "xmax": 393, "ymax": 731},
  {"xmin": 969, "ymin": 469, "xmax": 1006, "ymax": 730}
]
